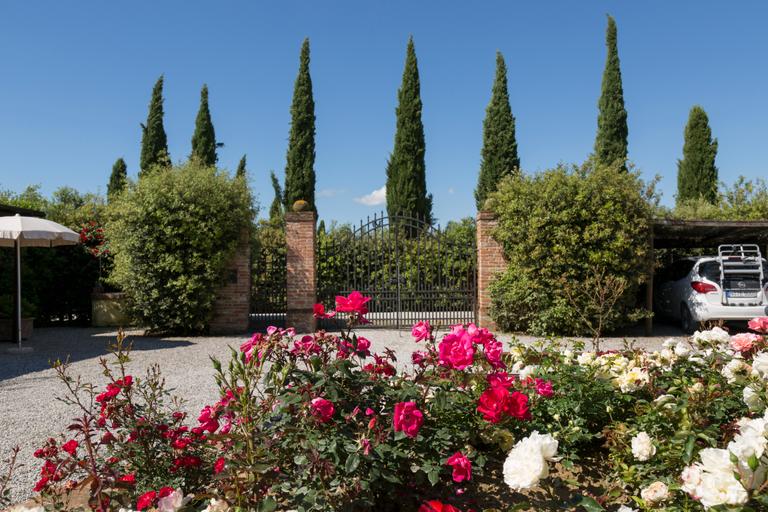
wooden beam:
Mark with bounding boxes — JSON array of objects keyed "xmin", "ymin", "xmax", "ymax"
[{"xmin": 645, "ymin": 227, "xmax": 654, "ymax": 336}]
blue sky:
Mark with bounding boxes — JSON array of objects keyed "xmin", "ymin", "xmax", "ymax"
[{"xmin": 0, "ymin": 1, "xmax": 766, "ymax": 225}]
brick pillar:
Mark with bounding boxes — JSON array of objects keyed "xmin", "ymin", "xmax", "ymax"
[
  {"xmin": 477, "ymin": 211, "xmax": 506, "ymax": 330},
  {"xmin": 285, "ymin": 211, "xmax": 317, "ymax": 333},
  {"xmin": 210, "ymin": 229, "xmax": 251, "ymax": 334}
]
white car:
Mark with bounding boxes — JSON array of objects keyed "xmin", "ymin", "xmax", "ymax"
[{"xmin": 655, "ymin": 247, "xmax": 768, "ymax": 333}]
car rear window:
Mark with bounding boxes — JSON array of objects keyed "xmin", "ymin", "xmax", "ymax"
[{"xmin": 698, "ymin": 260, "xmax": 768, "ymax": 283}]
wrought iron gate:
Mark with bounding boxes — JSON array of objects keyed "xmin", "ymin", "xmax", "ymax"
[
  {"xmin": 250, "ymin": 221, "xmax": 286, "ymax": 328},
  {"xmin": 317, "ymin": 213, "xmax": 476, "ymax": 329}
]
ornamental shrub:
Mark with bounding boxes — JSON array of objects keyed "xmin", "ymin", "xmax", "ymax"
[
  {"xmin": 488, "ymin": 160, "xmax": 654, "ymax": 336},
  {"xmin": 107, "ymin": 162, "xmax": 252, "ymax": 333}
]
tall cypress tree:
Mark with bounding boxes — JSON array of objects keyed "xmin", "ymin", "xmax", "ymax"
[
  {"xmin": 677, "ymin": 106, "xmax": 718, "ymax": 204},
  {"xmin": 269, "ymin": 170, "xmax": 284, "ymax": 221},
  {"xmin": 107, "ymin": 158, "xmax": 128, "ymax": 202},
  {"xmin": 190, "ymin": 84, "xmax": 218, "ymax": 166},
  {"xmin": 283, "ymin": 38, "xmax": 316, "ymax": 211},
  {"xmin": 235, "ymin": 155, "xmax": 247, "ymax": 179},
  {"xmin": 385, "ymin": 36, "xmax": 432, "ymax": 223},
  {"xmin": 139, "ymin": 75, "xmax": 170, "ymax": 177},
  {"xmin": 594, "ymin": 15, "xmax": 628, "ymax": 171},
  {"xmin": 475, "ymin": 51, "xmax": 519, "ymax": 210}
]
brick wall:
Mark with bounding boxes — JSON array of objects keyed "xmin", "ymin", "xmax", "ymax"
[
  {"xmin": 477, "ymin": 211, "xmax": 506, "ymax": 330},
  {"xmin": 210, "ymin": 229, "xmax": 251, "ymax": 334},
  {"xmin": 285, "ymin": 211, "xmax": 317, "ymax": 333}
]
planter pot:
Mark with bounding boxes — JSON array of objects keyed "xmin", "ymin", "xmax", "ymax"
[
  {"xmin": 92, "ymin": 292, "xmax": 130, "ymax": 327},
  {"xmin": 0, "ymin": 317, "xmax": 34, "ymax": 341}
]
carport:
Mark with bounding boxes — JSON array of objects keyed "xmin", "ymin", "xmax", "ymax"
[{"xmin": 644, "ymin": 218, "xmax": 768, "ymax": 334}]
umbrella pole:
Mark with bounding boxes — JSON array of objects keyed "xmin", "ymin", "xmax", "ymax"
[{"xmin": 15, "ymin": 239, "xmax": 21, "ymax": 348}]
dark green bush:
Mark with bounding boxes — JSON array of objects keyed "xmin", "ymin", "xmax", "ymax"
[
  {"xmin": 488, "ymin": 160, "xmax": 653, "ymax": 336},
  {"xmin": 107, "ymin": 162, "xmax": 252, "ymax": 333}
]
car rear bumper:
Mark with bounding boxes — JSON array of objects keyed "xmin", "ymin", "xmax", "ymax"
[{"xmin": 691, "ymin": 303, "xmax": 768, "ymax": 322}]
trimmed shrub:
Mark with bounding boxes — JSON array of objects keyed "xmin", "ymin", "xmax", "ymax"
[
  {"xmin": 488, "ymin": 160, "xmax": 653, "ymax": 336},
  {"xmin": 107, "ymin": 162, "xmax": 252, "ymax": 333}
]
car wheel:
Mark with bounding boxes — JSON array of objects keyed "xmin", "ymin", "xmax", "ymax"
[{"xmin": 680, "ymin": 304, "xmax": 696, "ymax": 335}]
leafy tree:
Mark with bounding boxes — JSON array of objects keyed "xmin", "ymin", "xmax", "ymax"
[
  {"xmin": 676, "ymin": 106, "xmax": 718, "ymax": 205},
  {"xmin": 190, "ymin": 84, "xmax": 218, "ymax": 166},
  {"xmin": 108, "ymin": 158, "xmax": 128, "ymax": 202},
  {"xmin": 139, "ymin": 76, "xmax": 170, "ymax": 177},
  {"xmin": 475, "ymin": 52, "xmax": 519, "ymax": 210},
  {"xmin": 283, "ymin": 38, "xmax": 316, "ymax": 211},
  {"xmin": 269, "ymin": 170, "xmax": 283, "ymax": 221},
  {"xmin": 594, "ymin": 15, "xmax": 628, "ymax": 171},
  {"xmin": 235, "ymin": 155, "xmax": 247, "ymax": 179},
  {"xmin": 386, "ymin": 36, "xmax": 432, "ymax": 224},
  {"xmin": 107, "ymin": 161, "xmax": 252, "ymax": 333}
]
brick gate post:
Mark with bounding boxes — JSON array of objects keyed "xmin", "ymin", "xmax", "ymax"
[
  {"xmin": 285, "ymin": 209, "xmax": 317, "ymax": 333},
  {"xmin": 210, "ymin": 228, "xmax": 251, "ymax": 334},
  {"xmin": 477, "ymin": 211, "xmax": 506, "ymax": 331}
]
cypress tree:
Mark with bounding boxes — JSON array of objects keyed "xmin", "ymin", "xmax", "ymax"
[
  {"xmin": 385, "ymin": 36, "xmax": 432, "ymax": 223},
  {"xmin": 190, "ymin": 84, "xmax": 218, "ymax": 166},
  {"xmin": 139, "ymin": 75, "xmax": 170, "ymax": 177},
  {"xmin": 594, "ymin": 15, "xmax": 628, "ymax": 171},
  {"xmin": 677, "ymin": 106, "xmax": 718, "ymax": 204},
  {"xmin": 107, "ymin": 158, "xmax": 128, "ymax": 202},
  {"xmin": 283, "ymin": 38, "xmax": 316, "ymax": 211},
  {"xmin": 269, "ymin": 170, "xmax": 283, "ymax": 221},
  {"xmin": 235, "ymin": 155, "xmax": 247, "ymax": 179},
  {"xmin": 475, "ymin": 51, "xmax": 519, "ymax": 210}
]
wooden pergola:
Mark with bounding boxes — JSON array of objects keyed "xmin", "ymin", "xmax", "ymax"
[{"xmin": 644, "ymin": 218, "xmax": 768, "ymax": 334}]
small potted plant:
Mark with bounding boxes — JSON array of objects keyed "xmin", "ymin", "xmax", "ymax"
[{"xmin": 0, "ymin": 295, "xmax": 36, "ymax": 340}]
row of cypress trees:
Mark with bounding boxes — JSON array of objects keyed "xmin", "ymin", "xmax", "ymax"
[{"xmin": 108, "ymin": 15, "xmax": 720, "ymax": 216}]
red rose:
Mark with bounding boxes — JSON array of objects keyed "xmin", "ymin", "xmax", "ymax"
[
  {"xmin": 313, "ymin": 303, "xmax": 335, "ymax": 319},
  {"xmin": 136, "ymin": 491, "xmax": 157, "ymax": 510},
  {"xmin": 477, "ymin": 386, "xmax": 509, "ymax": 423},
  {"xmin": 214, "ymin": 457, "xmax": 226, "ymax": 474},
  {"xmin": 446, "ymin": 451, "xmax": 472, "ymax": 483},
  {"xmin": 393, "ymin": 401, "xmax": 424, "ymax": 438},
  {"xmin": 61, "ymin": 440, "xmax": 78, "ymax": 456},
  {"xmin": 119, "ymin": 473, "xmax": 136, "ymax": 485},
  {"xmin": 310, "ymin": 397, "xmax": 335, "ymax": 423},
  {"xmin": 506, "ymin": 391, "xmax": 531, "ymax": 420},
  {"xmin": 419, "ymin": 500, "xmax": 461, "ymax": 512}
]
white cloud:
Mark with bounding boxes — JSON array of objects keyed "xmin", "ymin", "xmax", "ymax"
[
  {"xmin": 318, "ymin": 188, "xmax": 345, "ymax": 198},
  {"xmin": 354, "ymin": 185, "xmax": 386, "ymax": 206},
  {"xmin": 448, "ymin": 187, "xmax": 455, "ymax": 195}
]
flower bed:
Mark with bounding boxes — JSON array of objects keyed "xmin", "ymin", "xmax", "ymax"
[{"xmin": 4, "ymin": 294, "xmax": 768, "ymax": 511}]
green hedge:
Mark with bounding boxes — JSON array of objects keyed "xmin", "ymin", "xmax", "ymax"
[
  {"xmin": 107, "ymin": 162, "xmax": 252, "ymax": 333},
  {"xmin": 488, "ymin": 161, "xmax": 653, "ymax": 336}
]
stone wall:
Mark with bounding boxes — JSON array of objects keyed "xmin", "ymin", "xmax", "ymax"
[
  {"xmin": 285, "ymin": 211, "xmax": 317, "ymax": 333},
  {"xmin": 476, "ymin": 211, "xmax": 506, "ymax": 330},
  {"xmin": 210, "ymin": 229, "xmax": 251, "ymax": 334}
]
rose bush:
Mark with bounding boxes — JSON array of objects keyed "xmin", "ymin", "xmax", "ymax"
[{"xmin": 19, "ymin": 293, "xmax": 768, "ymax": 511}]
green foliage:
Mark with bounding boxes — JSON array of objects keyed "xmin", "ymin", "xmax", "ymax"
[
  {"xmin": 386, "ymin": 37, "xmax": 432, "ymax": 224},
  {"xmin": 269, "ymin": 170, "xmax": 283, "ymax": 221},
  {"xmin": 676, "ymin": 105, "xmax": 718, "ymax": 205},
  {"xmin": 488, "ymin": 161, "xmax": 653, "ymax": 336},
  {"xmin": 251, "ymin": 218, "xmax": 286, "ymax": 316},
  {"xmin": 672, "ymin": 176, "xmax": 768, "ymax": 220},
  {"xmin": 594, "ymin": 15, "xmax": 628, "ymax": 172},
  {"xmin": 107, "ymin": 158, "xmax": 128, "ymax": 202},
  {"xmin": 475, "ymin": 51, "xmax": 519, "ymax": 210},
  {"xmin": 283, "ymin": 38, "xmax": 317, "ymax": 211},
  {"xmin": 235, "ymin": 154, "xmax": 247, "ymax": 179},
  {"xmin": 190, "ymin": 84, "xmax": 218, "ymax": 167},
  {"xmin": 139, "ymin": 75, "xmax": 170, "ymax": 177},
  {"xmin": 107, "ymin": 161, "xmax": 252, "ymax": 333}
]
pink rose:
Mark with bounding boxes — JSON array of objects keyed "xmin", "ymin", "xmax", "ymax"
[
  {"xmin": 356, "ymin": 337, "xmax": 371, "ymax": 356},
  {"xmin": 412, "ymin": 350, "xmax": 427, "ymax": 367},
  {"xmin": 335, "ymin": 291, "xmax": 371, "ymax": 320},
  {"xmin": 310, "ymin": 398, "xmax": 335, "ymax": 423},
  {"xmin": 313, "ymin": 303, "xmax": 336, "ymax": 319},
  {"xmin": 446, "ymin": 451, "xmax": 472, "ymax": 483},
  {"xmin": 411, "ymin": 321, "xmax": 432, "ymax": 342},
  {"xmin": 214, "ymin": 457, "xmax": 226, "ymax": 474},
  {"xmin": 393, "ymin": 401, "xmax": 424, "ymax": 438},
  {"xmin": 291, "ymin": 335, "xmax": 321, "ymax": 356},
  {"xmin": 487, "ymin": 371, "xmax": 515, "ymax": 389},
  {"xmin": 483, "ymin": 339, "xmax": 505, "ymax": 369},
  {"xmin": 477, "ymin": 386, "xmax": 509, "ymax": 423},
  {"xmin": 506, "ymin": 391, "xmax": 531, "ymax": 420},
  {"xmin": 749, "ymin": 317, "xmax": 768, "ymax": 334},
  {"xmin": 61, "ymin": 440, "xmax": 78, "ymax": 456},
  {"xmin": 731, "ymin": 333, "xmax": 762, "ymax": 353},
  {"xmin": 197, "ymin": 406, "xmax": 219, "ymax": 433},
  {"xmin": 438, "ymin": 330, "xmax": 475, "ymax": 370},
  {"xmin": 534, "ymin": 378, "xmax": 554, "ymax": 398}
]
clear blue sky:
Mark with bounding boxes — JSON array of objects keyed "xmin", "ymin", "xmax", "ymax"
[{"xmin": 1, "ymin": 1, "xmax": 766, "ymax": 225}]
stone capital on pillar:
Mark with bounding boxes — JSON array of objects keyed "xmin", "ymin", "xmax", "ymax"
[
  {"xmin": 285, "ymin": 210, "xmax": 317, "ymax": 333},
  {"xmin": 476, "ymin": 210, "xmax": 506, "ymax": 331}
]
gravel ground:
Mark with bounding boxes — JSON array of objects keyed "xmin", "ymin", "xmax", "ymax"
[{"xmin": 0, "ymin": 325, "xmax": 678, "ymax": 504}]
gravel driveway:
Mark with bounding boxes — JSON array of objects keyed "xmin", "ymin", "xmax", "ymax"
[{"xmin": 0, "ymin": 325, "xmax": 676, "ymax": 504}]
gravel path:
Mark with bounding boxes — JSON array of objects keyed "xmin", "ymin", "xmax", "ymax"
[{"xmin": 0, "ymin": 325, "xmax": 677, "ymax": 504}]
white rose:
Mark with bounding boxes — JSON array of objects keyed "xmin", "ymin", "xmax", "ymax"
[
  {"xmin": 639, "ymin": 481, "xmax": 669, "ymax": 504},
  {"xmin": 681, "ymin": 464, "xmax": 703, "ymax": 495},
  {"xmin": 752, "ymin": 352, "xmax": 768, "ymax": 379},
  {"xmin": 662, "ymin": 337, "xmax": 678, "ymax": 349},
  {"xmin": 614, "ymin": 367, "xmax": 649, "ymax": 393},
  {"xmin": 577, "ymin": 352, "xmax": 595, "ymax": 366},
  {"xmin": 699, "ymin": 448, "xmax": 735, "ymax": 475},
  {"xmin": 722, "ymin": 359, "xmax": 749, "ymax": 384},
  {"xmin": 157, "ymin": 490, "xmax": 191, "ymax": 512},
  {"xmin": 503, "ymin": 446, "xmax": 548, "ymax": 490},
  {"xmin": 518, "ymin": 364, "xmax": 538, "ymax": 380},
  {"xmin": 630, "ymin": 432, "xmax": 656, "ymax": 461},
  {"xmin": 203, "ymin": 499, "xmax": 230, "ymax": 512},
  {"xmin": 617, "ymin": 506, "xmax": 638, "ymax": 512},
  {"xmin": 522, "ymin": 430, "xmax": 559, "ymax": 460},
  {"xmin": 728, "ymin": 431, "xmax": 767, "ymax": 460},
  {"xmin": 743, "ymin": 385, "xmax": 763, "ymax": 412},
  {"xmin": 675, "ymin": 340, "xmax": 694, "ymax": 357},
  {"xmin": 697, "ymin": 472, "xmax": 749, "ymax": 509}
]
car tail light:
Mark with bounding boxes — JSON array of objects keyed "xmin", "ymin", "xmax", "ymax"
[{"xmin": 691, "ymin": 281, "xmax": 717, "ymax": 293}]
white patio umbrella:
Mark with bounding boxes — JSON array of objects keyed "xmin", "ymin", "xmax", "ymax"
[{"xmin": 0, "ymin": 214, "xmax": 80, "ymax": 350}]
